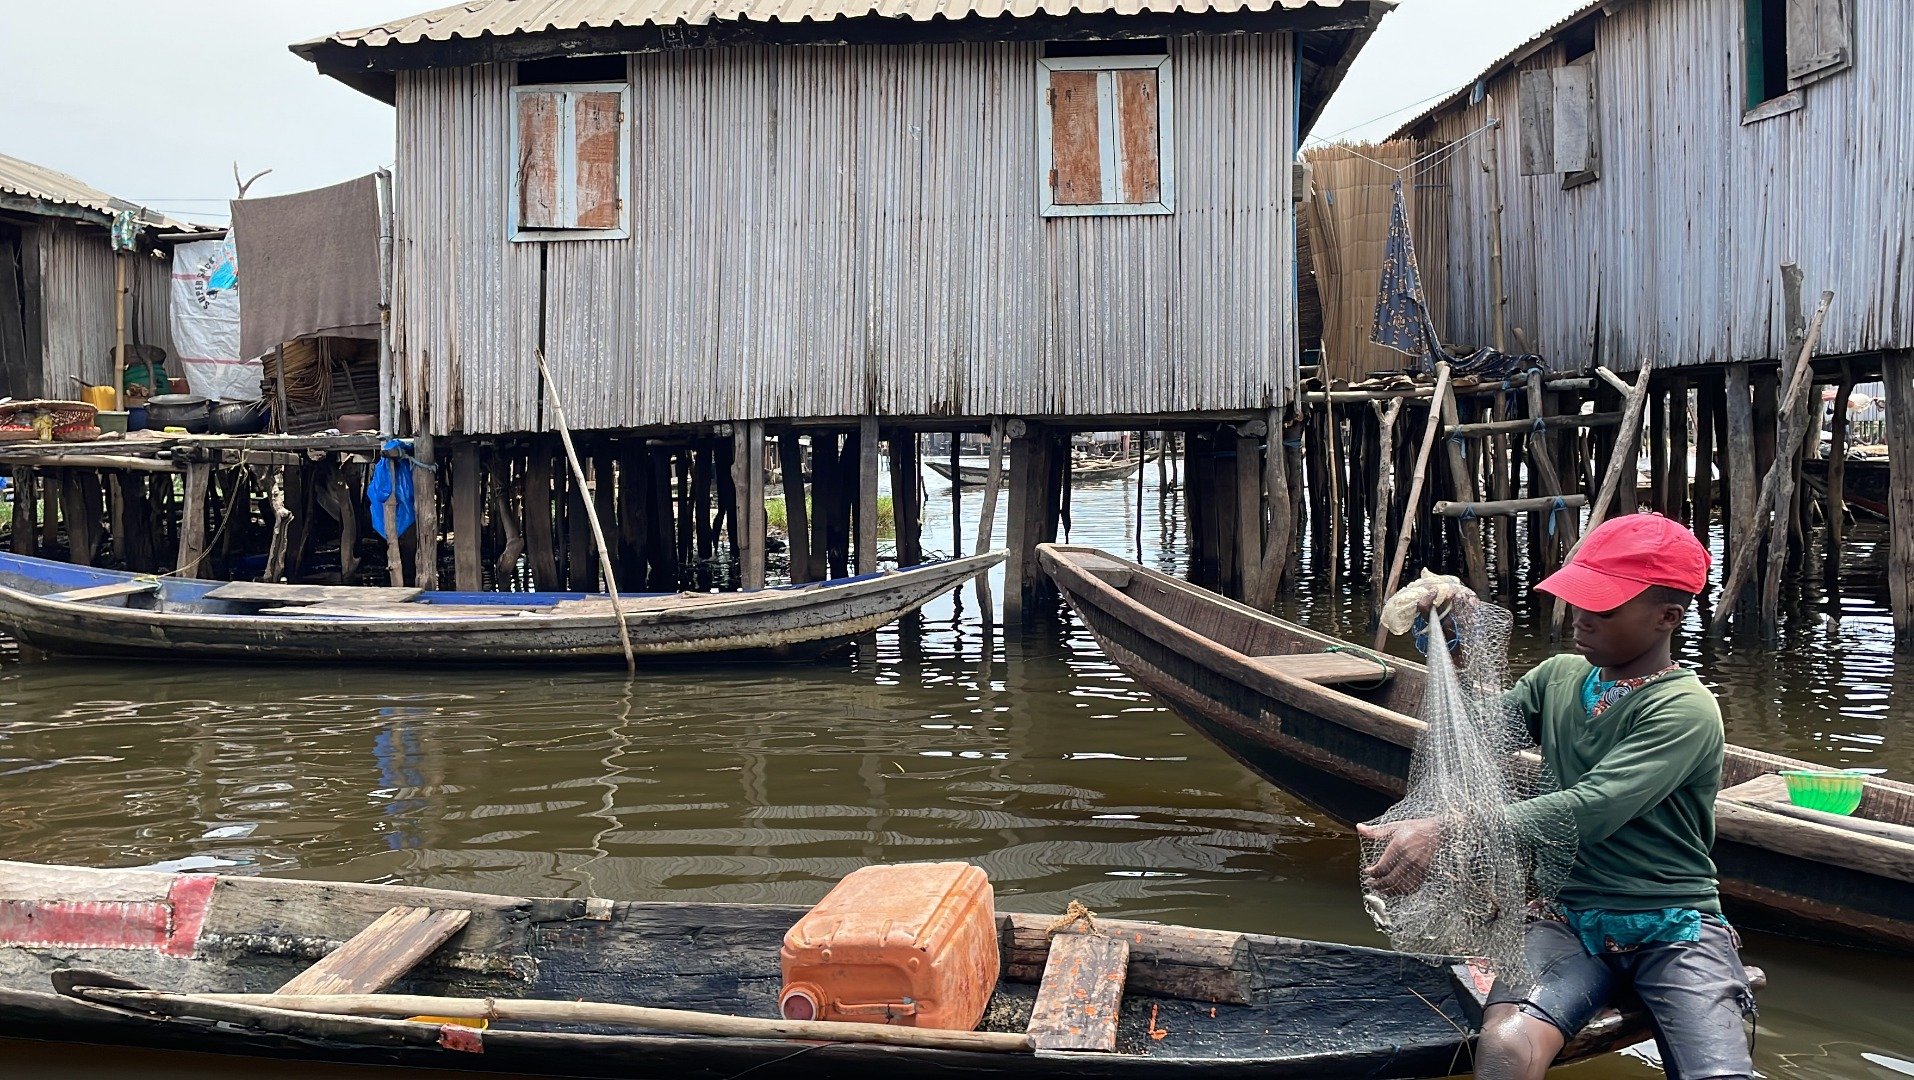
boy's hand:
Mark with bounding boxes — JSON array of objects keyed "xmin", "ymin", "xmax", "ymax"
[{"xmin": 1357, "ymin": 818, "xmax": 1442, "ymax": 895}]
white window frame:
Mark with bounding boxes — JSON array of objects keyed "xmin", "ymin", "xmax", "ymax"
[
  {"xmin": 509, "ymin": 81, "xmax": 631, "ymax": 242},
  {"xmin": 1036, "ymin": 54, "xmax": 1175, "ymax": 218}
]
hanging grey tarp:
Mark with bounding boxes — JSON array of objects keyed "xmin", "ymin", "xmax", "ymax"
[{"xmin": 230, "ymin": 175, "xmax": 379, "ymax": 362}]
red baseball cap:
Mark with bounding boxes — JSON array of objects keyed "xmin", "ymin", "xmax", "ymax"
[{"xmin": 1537, "ymin": 512, "xmax": 1710, "ymax": 612}]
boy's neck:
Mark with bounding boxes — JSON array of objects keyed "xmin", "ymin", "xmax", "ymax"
[{"xmin": 1601, "ymin": 640, "xmax": 1675, "ymax": 681}]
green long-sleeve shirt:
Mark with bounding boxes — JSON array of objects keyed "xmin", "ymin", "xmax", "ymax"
[{"xmin": 1504, "ymin": 655, "xmax": 1725, "ymax": 914}]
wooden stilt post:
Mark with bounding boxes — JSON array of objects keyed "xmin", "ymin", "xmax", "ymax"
[
  {"xmin": 947, "ymin": 434, "xmax": 964, "ymax": 559},
  {"xmin": 857, "ymin": 416, "xmax": 879, "ymax": 575},
  {"xmin": 887, "ymin": 427, "xmax": 921, "ymax": 568},
  {"xmin": 178, "ymin": 461, "xmax": 212, "ymax": 576},
  {"xmin": 777, "ymin": 432, "xmax": 812, "ymax": 583},
  {"xmin": 1723, "ymin": 363, "xmax": 1758, "ymax": 611},
  {"xmin": 812, "ymin": 434, "xmax": 842, "ymax": 579},
  {"xmin": 567, "ymin": 445, "xmax": 597, "ymax": 591},
  {"xmin": 1826, "ymin": 362, "xmax": 1855, "ymax": 577},
  {"xmin": 413, "ymin": 434, "xmax": 440, "ymax": 590},
  {"xmin": 1437, "ymin": 378, "xmax": 1490, "ymax": 597},
  {"xmin": 1710, "ymin": 292, "xmax": 1833, "ymax": 636},
  {"xmin": 1551, "ymin": 360, "xmax": 1656, "ymax": 635},
  {"xmin": 379, "ymin": 447, "xmax": 406, "ymax": 587},
  {"xmin": 1523, "ymin": 369, "xmax": 1576, "ymax": 577},
  {"xmin": 1255, "ymin": 410, "xmax": 1296, "ymax": 605},
  {"xmin": 1693, "ymin": 374, "xmax": 1717, "ymax": 546},
  {"xmin": 523, "ymin": 448, "xmax": 559, "ymax": 590},
  {"xmin": 1003, "ymin": 419, "xmax": 1042, "ymax": 622},
  {"xmin": 488, "ymin": 457, "xmax": 523, "ymax": 588},
  {"xmin": 451, "ymin": 443, "xmax": 483, "ymax": 590},
  {"xmin": 1235, "ymin": 424, "xmax": 1265, "ymax": 604},
  {"xmin": 715, "ymin": 435, "xmax": 740, "ymax": 587},
  {"xmin": 1648, "ymin": 384, "xmax": 1668, "ymax": 516},
  {"xmin": 1375, "ymin": 363, "xmax": 1453, "ymax": 648},
  {"xmin": 976, "ymin": 418, "xmax": 1007, "ymax": 554},
  {"xmin": 1669, "ymin": 382, "xmax": 1691, "ymax": 525},
  {"xmin": 1885, "ymin": 351, "xmax": 1914, "ymax": 650},
  {"xmin": 733, "ymin": 421, "xmax": 766, "ymax": 589},
  {"xmin": 1367, "ymin": 399, "xmax": 1403, "ymax": 603},
  {"xmin": 11, "ymin": 469, "xmax": 34, "ymax": 556}
]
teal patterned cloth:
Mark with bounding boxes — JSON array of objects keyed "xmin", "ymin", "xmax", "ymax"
[{"xmin": 1562, "ymin": 906, "xmax": 1706, "ymax": 955}]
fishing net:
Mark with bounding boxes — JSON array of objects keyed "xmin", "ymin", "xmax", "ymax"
[{"xmin": 1362, "ymin": 574, "xmax": 1579, "ymax": 981}]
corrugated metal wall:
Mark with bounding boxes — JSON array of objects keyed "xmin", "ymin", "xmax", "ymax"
[
  {"xmin": 31, "ymin": 221, "xmax": 172, "ymax": 397},
  {"xmin": 1418, "ymin": 0, "xmax": 1913, "ymax": 371},
  {"xmin": 394, "ymin": 35, "xmax": 1298, "ymax": 435}
]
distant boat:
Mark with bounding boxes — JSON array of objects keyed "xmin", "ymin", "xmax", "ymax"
[
  {"xmin": 927, "ymin": 452, "xmax": 1153, "ymax": 487},
  {"xmin": 0, "ymin": 858, "xmax": 1671, "ymax": 1077},
  {"xmin": 0, "ymin": 550, "xmax": 1003, "ymax": 665},
  {"xmin": 1041, "ymin": 543, "xmax": 1914, "ymax": 954}
]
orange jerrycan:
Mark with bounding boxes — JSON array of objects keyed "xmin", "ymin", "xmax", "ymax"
[{"xmin": 779, "ymin": 862, "xmax": 999, "ymax": 1031}]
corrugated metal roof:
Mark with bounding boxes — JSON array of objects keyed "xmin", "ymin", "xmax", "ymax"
[
  {"xmin": 308, "ymin": 0, "xmax": 1352, "ymax": 49},
  {"xmin": 1389, "ymin": 0, "xmax": 1606, "ymax": 136},
  {"xmin": 0, "ymin": 152, "xmax": 187, "ymax": 229}
]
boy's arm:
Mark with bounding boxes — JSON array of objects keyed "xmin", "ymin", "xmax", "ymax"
[
  {"xmin": 1506, "ymin": 693, "xmax": 1721, "ymax": 845},
  {"xmin": 1501, "ymin": 655, "xmax": 1558, "ymax": 744}
]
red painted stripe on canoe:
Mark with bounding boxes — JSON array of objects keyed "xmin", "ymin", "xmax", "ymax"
[
  {"xmin": 163, "ymin": 873, "xmax": 217, "ymax": 957},
  {"xmin": 438, "ymin": 1025, "xmax": 486, "ymax": 1053},
  {"xmin": 0, "ymin": 873, "xmax": 217, "ymax": 954}
]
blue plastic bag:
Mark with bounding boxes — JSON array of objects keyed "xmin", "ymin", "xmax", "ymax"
[{"xmin": 368, "ymin": 438, "xmax": 415, "ymax": 539}]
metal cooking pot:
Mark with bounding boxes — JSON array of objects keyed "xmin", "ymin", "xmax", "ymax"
[
  {"xmin": 209, "ymin": 399, "xmax": 270, "ymax": 435},
  {"xmin": 144, "ymin": 393, "xmax": 210, "ymax": 433}
]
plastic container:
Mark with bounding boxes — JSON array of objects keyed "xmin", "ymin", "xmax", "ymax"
[
  {"xmin": 1780, "ymin": 769, "xmax": 1867, "ymax": 815},
  {"xmin": 780, "ymin": 862, "xmax": 999, "ymax": 1031},
  {"xmin": 96, "ymin": 410, "xmax": 128, "ymax": 434},
  {"xmin": 81, "ymin": 384, "xmax": 117, "ymax": 411}
]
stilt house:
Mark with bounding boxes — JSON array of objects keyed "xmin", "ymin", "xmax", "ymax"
[
  {"xmin": 0, "ymin": 154, "xmax": 182, "ymax": 400},
  {"xmin": 1391, "ymin": 0, "xmax": 1914, "ymax": 641},
  {"xmin": 292, "ymin": 0, "xmax": 1388, "ymax": 608}
]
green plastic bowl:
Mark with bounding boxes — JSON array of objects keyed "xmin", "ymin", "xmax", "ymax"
[{"xmin": 1779, "ymin": 770, "xmax": 1867, "ymax": 816}]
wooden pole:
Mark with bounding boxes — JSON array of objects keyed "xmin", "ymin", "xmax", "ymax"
[
  {"xmin": 113, "ymin": 252, "xmax": 127, "ymax": 410},
  {"xmin": 1669, "ymin": 381, "xmax": 1691, "ymax": 525},
  {"xmin": 1375, "ymin": 362, "xmax": 1453, "ymax": 648},
  {"xmin": 412, "ymin": 433, "xmax": 439, "ymax": 590},
  {"xmin": 1692, "ymin": 373, "xmax": 1717, "ymax": 546},
  {"xmin": 1434, "ymin": 494, "xmax": 1588, "ymax": 517},
  {"xmin": 1722, "ymin": 363, "xmax": 1758, "ymax": 610},
  {"xmin": 380, "ymin": 448, "xmax": 405, "ymax": 587},
  {"xmin": 733, "ymin": 421, "xmax": 766, "ymax": 590},
  {"xmin": 888, "ymin": 428, "xmax": 921, "ymax": 567},
  {"xmin": 1368, "ymin": 399, "xmax": 1402, "ymax": 602},
  {"xmin": 1826, "ymin": 362, "xmax": 1855, "ymax": 577},
  {"xmin": 1235, "ymin": 426, "xmax": 1264, "ymax": 603},
  {"xmin": 857, "ymin": 416, "xmax": 879, "ymax": 575},
  {"xmin": 1257, "ymin": 410, "xmax": 1295, "ymax": 603},
  {"xmin": 776, "ymin": 432, "xmax": 812, "ymax": 582},
  {"xmin": 84, "ymin": 989, "xmax": 1035, "ymax": 1055},
  {"xmin": 1711, "ymin": 292, "xmax": 1833, "ymax": 636},
  {"xmin": 1437, "ymin": 378, "xmax": 1490, "ymax": 596},
  {"xmin": 1523, "ymin": 369, "xmax": 1575, "ymax": 576},
  {"xmin": 11, "ymin": 469, "xmax": 35, "ymax": 556},
  {"xmin": 1885, "ymin": 351, "xmax": 1914, "ymax": 651},
  {"xmin": 177, "ymin": 461, "xmax": 212, "ymax": 575},
  {"xmin": 976, "ymin": 418, "xmax": 1007, "ymax": 554},
  {"xmin": 1551, "ymin": 359, "xmax": 1655, "ymax": 634},
  {"xmin": 536, "ymin": 349, "xmax": 634, "ymax": 674},
  {"xmin": 1483, "ymin": 112, "xmax": 1510, "ymax": 352},
  {"xmin": 451, "ymin": 443, "xmax": 483, "ymax": 590}
]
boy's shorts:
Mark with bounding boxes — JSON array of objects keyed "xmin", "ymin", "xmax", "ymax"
[{"xmin": 1485, "ymin": 916, "xmax": 1757, "ymax": 1080}]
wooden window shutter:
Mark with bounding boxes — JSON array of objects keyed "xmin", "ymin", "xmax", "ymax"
[
  {"xmin": 1050, "ymin": 70, "xmax": 1103, "ymax": 205},
  {"xmin": 571, "ymin": 91, "xmax": 623, "ymax": 230},
  {"xmin": 1786, "ymin": 0, "xmax": 1851, "ymax": 86},
  {"xmin": 1517, "ymin": 69, "xmax": 1555, "ymax": 176},
  {"xmin": 517, "ymin": 90, "xmax": 563, "ymax": 229},
  {"xmin": 1114, "ymin": 69, "xmax": 1162, "ymax": 205},
  {"xmin": 1552, "ymin": 57, "xmax": 1595, "ymax": 175}
]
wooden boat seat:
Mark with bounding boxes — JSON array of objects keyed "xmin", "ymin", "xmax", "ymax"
[
  {"xmin": 1072, "ymin": 553, "xmax": 1133, "ymax": 589},
  {"xmin": 1025, "ymin": 931, "xmax": 1130, "ymax": 1052},
  {"xmin": 42, "ymin": 581, "xmax": 159, "ymax": 604},
  {"xmin": 276, "ymin": 906, "xmax": 471, "ymax": 996},
  {"xmin": 205, "ymin": 581, "xmax": 424, "ymax": 605},
  {"xmin": 1719, "ymin": 774, "xmax": 1914, "ymax": 844},
  {"xmin": 1247, "ymin": 651, "xmax": 1393, "ymax": 686}
]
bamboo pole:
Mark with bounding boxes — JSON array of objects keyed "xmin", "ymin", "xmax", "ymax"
[
  {"xmin": 1434, "ymin": 494, "xmax": 1588, "ymax": 517},
  {"xmin": 1375, "ymin": 362, "xmax": 1452, "ymax": 648},
  {"xmin": 1711, "ymin": 292, "xmax": 1833, "ymax": 636},
  {"xmin": 77, "ymin": 989, "xmax": 1034, "ymax": 1054},
  {"xmin": 536, "ymin": 349, "xmax": 635, "ymax": 673},
  {"xmin": 1826, "ymin": 362, "xmax": 1855, "ymax": 576},
  {"xmin": 1368, "ymin": 398, "xmax": 1402, "ymax": 601},
  {"xmin": 1437, "ymin": 380, "xmax": 1490, "ymax": 596}
]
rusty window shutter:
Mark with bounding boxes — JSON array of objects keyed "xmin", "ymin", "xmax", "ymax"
[
  {"xmin": 1114, "ymin": 69, "xmax": 1161, "ymax": 204},
  {"xmin": 1049, "ymin": 69, "xmax": 1103, "ymax": 205},
  {"xmin": 517, "ymin": 90, "xmax": 563, "ymax": 229},
  {"xmin": 571, "ymin": 91, "xmax": 623, "ymax": 230}
]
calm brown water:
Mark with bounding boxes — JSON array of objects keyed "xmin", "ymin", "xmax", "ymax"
[{"xmin": 2, "ymin": 459, "xmax": 1910, "ymax": 1078}]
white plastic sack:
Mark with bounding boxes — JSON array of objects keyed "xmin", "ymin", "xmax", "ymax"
[{"xmin": 169, "ymin": 238, "xmax": 260, "ymax": 402}]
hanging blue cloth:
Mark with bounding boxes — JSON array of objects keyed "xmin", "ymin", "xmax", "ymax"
[
  {"xmin": 1370, "ymin": 177, "xmax": 1446, "ymax": 367},
  {"xmin": 368, "ymin": 438, "xmax": 415, "ymax": 538}
]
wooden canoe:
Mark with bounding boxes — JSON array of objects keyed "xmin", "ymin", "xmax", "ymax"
[
  {"xmin": 0, "ymin": 550, "xmax": 1002, "ymax": 664},
  {"xmin": 0, "ymin": 859, "xmax": 1667, "ymax": 1077},
  {"xmin": 1039, "ymin": 543, "xmax": 1914, "ymax": 954}
]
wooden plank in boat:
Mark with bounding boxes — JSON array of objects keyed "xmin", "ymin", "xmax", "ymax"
[
  {"xmin": 42, "ymin": 580, "xmax": 160, "ymax": 604},
  {"xmin": 1720, "ymin": 773, "xmax": 1914, "ymax": 845},
  {"xmin": 1073, "ymin": 553, "xmax": 1133, "ymax": 588},
  {"xmin": 205, "ymin": 581, "xmax": 423, "ymax": 604},
  {"xmin": 256, "ymin": 602, "xmax": 520, "ymax": 619},
  {"xmin": 1247, "ymin": 652, "xmax": 1393, "ymax": 686},
  {"xmin": 1026, "ymin": 931, "xmax": 1129, "ymax": 1052},
  {"xmin": 276, "ymin": 906, "xmax": 471, "ymax": 996}
]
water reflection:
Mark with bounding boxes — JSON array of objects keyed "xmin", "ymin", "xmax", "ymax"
[{"xmin": 0, "ymin": 460, "xmax": 1909, "ymax": 1078}]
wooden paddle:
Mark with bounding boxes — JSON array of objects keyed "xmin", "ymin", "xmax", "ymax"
[{"xmin": 74, "ymin": 987, "xmax": 1035, "ymax": 1054}]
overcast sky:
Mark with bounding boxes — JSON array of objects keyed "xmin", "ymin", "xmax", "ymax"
[{"xmin": 0, "ymin": 0, "xmax": 1586, "ymax": 227}]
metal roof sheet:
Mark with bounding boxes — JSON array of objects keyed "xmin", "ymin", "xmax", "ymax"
[
  {"xmin": 0, "ymin": 152, "xmax": 187, "ymax": 229},
  {"xmin": 306, "ymin": 0, "xmax": 1354, "ymax": 49},
  {"xmin": 1389, "ymin": 0, "xmax": 1606, "ymax": 136}
]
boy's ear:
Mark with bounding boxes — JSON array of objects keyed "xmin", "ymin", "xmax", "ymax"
[{"xmin": 1657, "ymin": 602, "xmax": 1686, "ymax": 632}]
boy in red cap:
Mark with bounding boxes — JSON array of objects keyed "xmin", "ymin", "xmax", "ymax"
[{"xmin": 1361, "ymin": 512, "xmax": 1755, "ymax": 1080}]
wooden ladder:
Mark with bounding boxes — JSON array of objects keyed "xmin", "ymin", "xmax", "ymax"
[{"xmin": 276, "ymin": 906, "xmax": 471, "ymax": 996}]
